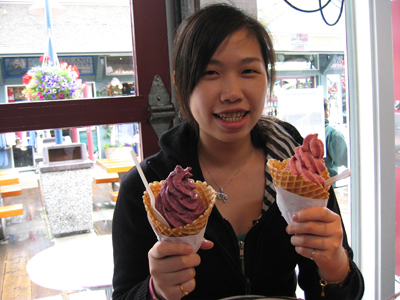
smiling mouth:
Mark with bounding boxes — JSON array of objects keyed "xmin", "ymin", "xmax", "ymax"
[{"xmin": 216, "ymin": 111, "xmax": 248, "ymax": 122}]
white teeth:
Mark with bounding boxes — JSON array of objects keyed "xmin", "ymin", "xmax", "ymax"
[{"xmin": 218, "ymin": 112, "xmax": 246, "ymax": 122}]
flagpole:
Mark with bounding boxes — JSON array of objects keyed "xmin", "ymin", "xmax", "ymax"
[{"xmin": 43, "ymin": 0, "xmax": 63, "ymax": 144}]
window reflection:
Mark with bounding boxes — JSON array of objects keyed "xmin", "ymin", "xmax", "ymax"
[
  {"xmin": 0, "ymin": 123, "xmax": 141, "ymax": 170},
  {"xmin": 1, "ymin": 1, "xmax": 134, "ymax": 104}
]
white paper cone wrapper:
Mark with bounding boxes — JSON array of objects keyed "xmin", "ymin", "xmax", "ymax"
[
  {"xmin": 276, "ymin": 186, "xmax": 328, "ymax": 224},
  {"xmin": 147, "ymin": 215, "xmax": 206, "ymax": 253}
]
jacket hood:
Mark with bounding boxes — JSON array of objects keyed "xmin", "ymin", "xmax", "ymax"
[{"xmin": 158, "ymin": 121, "xmax": 200, "ymax": 170}]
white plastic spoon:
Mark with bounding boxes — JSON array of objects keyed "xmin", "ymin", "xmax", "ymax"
[
  {"xmin": 324, "ymin": 168, "xmax": 351, "ymax": 190},
  {"xmin": 130, "ymin": 149, "xmax": 170, "ymax": 227}
]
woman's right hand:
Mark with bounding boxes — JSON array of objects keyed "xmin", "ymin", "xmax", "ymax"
[{"xmin": 148, "ymin": 240, "xmax": 213, "ymax": 300}]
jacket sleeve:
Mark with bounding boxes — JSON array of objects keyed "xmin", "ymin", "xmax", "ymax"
[
  {"xmin": 327, "ymin": 130, "xmax": 348, "ymax": 168},
  {"xmin": 297, "ymin": 187, "xmax": 364, "ymax": 299},
  {"xmin": 112, "ymin": 162, "xmax": 159, "ymax": 300}
]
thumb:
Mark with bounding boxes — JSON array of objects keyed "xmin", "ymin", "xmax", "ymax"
[{"xmin": 199, "ymin": 239, "xmax": 214, "ymax": 250}]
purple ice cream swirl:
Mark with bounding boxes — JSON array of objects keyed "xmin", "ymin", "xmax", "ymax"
[{"xmin": 156, "ymin": 166, "xmax": 205, "ymax": 228}]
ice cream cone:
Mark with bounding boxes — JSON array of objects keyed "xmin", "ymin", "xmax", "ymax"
[
  {"xmin": 267, "ymin": 158, "xmax": 331, "ymax": 200},
  {"xmin": 275, "ymin": 186, "xmax": 329, "ymax": 224},
  {"xmin": 143, "ymin": 180, "xmax": 216, "ymax": 238},
  {"xmin": 267, "ymin": 158, "xmax": 330, "ymax": 224}
]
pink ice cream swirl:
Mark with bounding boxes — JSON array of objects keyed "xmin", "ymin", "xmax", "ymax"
[
  {"xmin": 284, "ymin": 133, "xmax": 327, "ymax": 186},
  {"xmin": 156, "ymin": 165, "xmax": 205, "ymax": 228}
]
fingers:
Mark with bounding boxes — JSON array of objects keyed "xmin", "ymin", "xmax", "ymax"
[
  {"xmin": 286, "ymin": 207, "xmax": 342, "ymax": 237},
  {"xmin": 293, "ymin": 206, "xmax": 338, "ymax": 223},
  {"xmin": 155, "ymin": 273, "xmax": 196, "ymax": 298},
  {"xmin": 200, "ymin": 239, "xmax": 214, "ymax": 250},
  {"xmin": 150, "ymin": 241, "xmax": 194, "ymax": 259},
  {"xmin": 148, "ymin": 241, "xmax": 202, "ymax": 300},
  {"xmin": 149, "ymin": 241, "xmax": 201, "ymax": 274},
  {"xmin": 285, "ymin": 207, "xmax": 344, "ymax": 270}
]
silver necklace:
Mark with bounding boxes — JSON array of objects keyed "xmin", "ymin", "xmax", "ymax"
[{"xmin": 199, "ymin": 149, "xmax": 254, "ymax": 203}]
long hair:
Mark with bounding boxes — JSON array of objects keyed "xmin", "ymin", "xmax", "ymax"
[{"xmin": 172, "ymin": 4, "xmax": 276, "ymax": 130}]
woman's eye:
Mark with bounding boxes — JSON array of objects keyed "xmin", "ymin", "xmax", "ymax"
[
  {"xmin": 204, "ymin": 70, "xmax": 218, "ymax": 76},
  {"xmin": 242, "ymin": 69, "xmax": 258, "ymax": 74}
]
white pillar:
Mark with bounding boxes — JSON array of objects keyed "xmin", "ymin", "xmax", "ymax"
[{"xmin": 346, "ymin": 0, "xmax": 395, "ymax": 299}]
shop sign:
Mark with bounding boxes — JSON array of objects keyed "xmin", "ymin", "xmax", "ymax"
[
  {"xmin": 277, "ymin": 87, "xmax": 325, "ymax": 142},
  {"xmin": 289, "ymin": 33, "xmax": 309, "ymax": 51},
  {"xmin": 3, "ymin": 56, "xmax": 95, "ymax": 78},
  {"xmin": 59, "ymin": 56, "xmax": 95, "ymax": 75},
  {"xmin": 329, "ymin": 55, "xmax": 345, "ymax": 69},
  {"xmin": 4, "ymin": 58, "xmax": 30, "ymax": 78}
]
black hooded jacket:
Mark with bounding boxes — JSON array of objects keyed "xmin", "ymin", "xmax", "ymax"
[{"xmin": 112, "ymin": 119, "xmax": 364, "ymax": 300}]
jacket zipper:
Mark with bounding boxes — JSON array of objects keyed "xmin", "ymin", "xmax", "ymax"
[
  {"xmin": 238, "ymin": 240, "xmax": 252, "ymax": 294},
  {"xmin": 237, "ymin": 219, "xmax": 260, "ymax": 295},
  {"xmin": 239, "ymin": 240, "xmax": 245, "ymax": 274}
]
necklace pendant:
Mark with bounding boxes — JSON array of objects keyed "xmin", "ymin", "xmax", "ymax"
[{"xmin": 216, "ymin": 189, "xmax": 228, "ymax": 203}]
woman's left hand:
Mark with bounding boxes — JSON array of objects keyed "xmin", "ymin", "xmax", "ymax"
[{"xmin": 286, "ymin": 206, "xmax": 349, "ymax": 282}]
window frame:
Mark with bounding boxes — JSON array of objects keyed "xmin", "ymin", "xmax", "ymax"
[
  {"xmin": 0, "ymin": 0, "xmax": 171, "ymax": 159},
  {"xmin": 345, "ymin": 0, "xmax": 396, "ymax": 298}
]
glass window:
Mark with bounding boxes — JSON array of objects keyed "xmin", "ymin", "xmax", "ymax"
[
  {"xmin": 256, "ymin": 1, "xmax": 348, "ymax": 297},
  {"xmin": 0, "ymin": 0, "xmax": 170, "ymax": 160}
]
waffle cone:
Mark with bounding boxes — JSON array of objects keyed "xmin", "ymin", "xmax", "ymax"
[
  {"xmin": 143, "ymin": 180, "xmax": 216, "ymax": 237},
  {"xmin": 267, "ymin": 158, "xmax": 330, "ymax": 200}
]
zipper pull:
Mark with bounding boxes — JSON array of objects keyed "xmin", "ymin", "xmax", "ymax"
[
  {"xmin": 238, "ymin": 240, "xmax": 245, "ymax": 274},
  {"xmin": 239, "ymin": 241, "xmax": 244, "ymax": 260}
]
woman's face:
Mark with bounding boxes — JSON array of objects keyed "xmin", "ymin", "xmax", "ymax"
[{"xmin": 189, "ymin": 29, "xmax": 268, "ymax": 144}]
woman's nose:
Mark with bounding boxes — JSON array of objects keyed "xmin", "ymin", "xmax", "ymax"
[{"xmin": 220, "ymin": 75, "xmax": 243, "ymax": 102}]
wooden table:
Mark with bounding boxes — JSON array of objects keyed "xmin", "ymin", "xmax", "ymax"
[
  {"xmin": 96, "ymin": 158, "xmax": 135, "ymax": 174},
  {"xmin": 0, "ymin": 169, "xmax": 21, "ymax": 239},
  {"xmin": 96, "ymin": 159, "xmax": 136, "ymax": 200},
  {"xmin": 0, "ymin": 169, "xmax": 19, "ymax": 186},
  {"xmin": 26, "ymin": 235, "xmax": 113, "ymax": 299}
]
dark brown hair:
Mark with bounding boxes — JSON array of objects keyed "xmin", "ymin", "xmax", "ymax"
[{"xmin": 172, "ymin": 4, "xmax": 276, "ymax": 130}]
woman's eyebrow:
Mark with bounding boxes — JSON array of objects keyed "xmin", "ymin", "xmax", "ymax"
[
  {"xmin": 207, "ymin": 57, "xmax": 263, "ymax": 66},
  {"xmin": 207, "ymin": 59, "xmax": 222, "ymax": 66},
  {"xmin": 239, "ymin": 57, "xmax": 263, "ymax": 64}
]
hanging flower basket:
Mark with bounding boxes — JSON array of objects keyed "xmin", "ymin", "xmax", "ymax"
[{"xmin": 22, "ymin": 55, "xmax": 85, "ymax": 101}]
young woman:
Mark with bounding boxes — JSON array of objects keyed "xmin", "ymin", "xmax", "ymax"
[{"xmin": 112, "ymin": 4, "xmax": 364, "ymax": 300}]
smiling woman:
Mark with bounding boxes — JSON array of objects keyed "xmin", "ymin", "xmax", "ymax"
[
  {"xmin": 189, "ymin": 29, "xmax": 267, "ymax": 141},
  {"xmin": 111, "ymin": 3, "xmax": 364, "ymax": 300}
]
